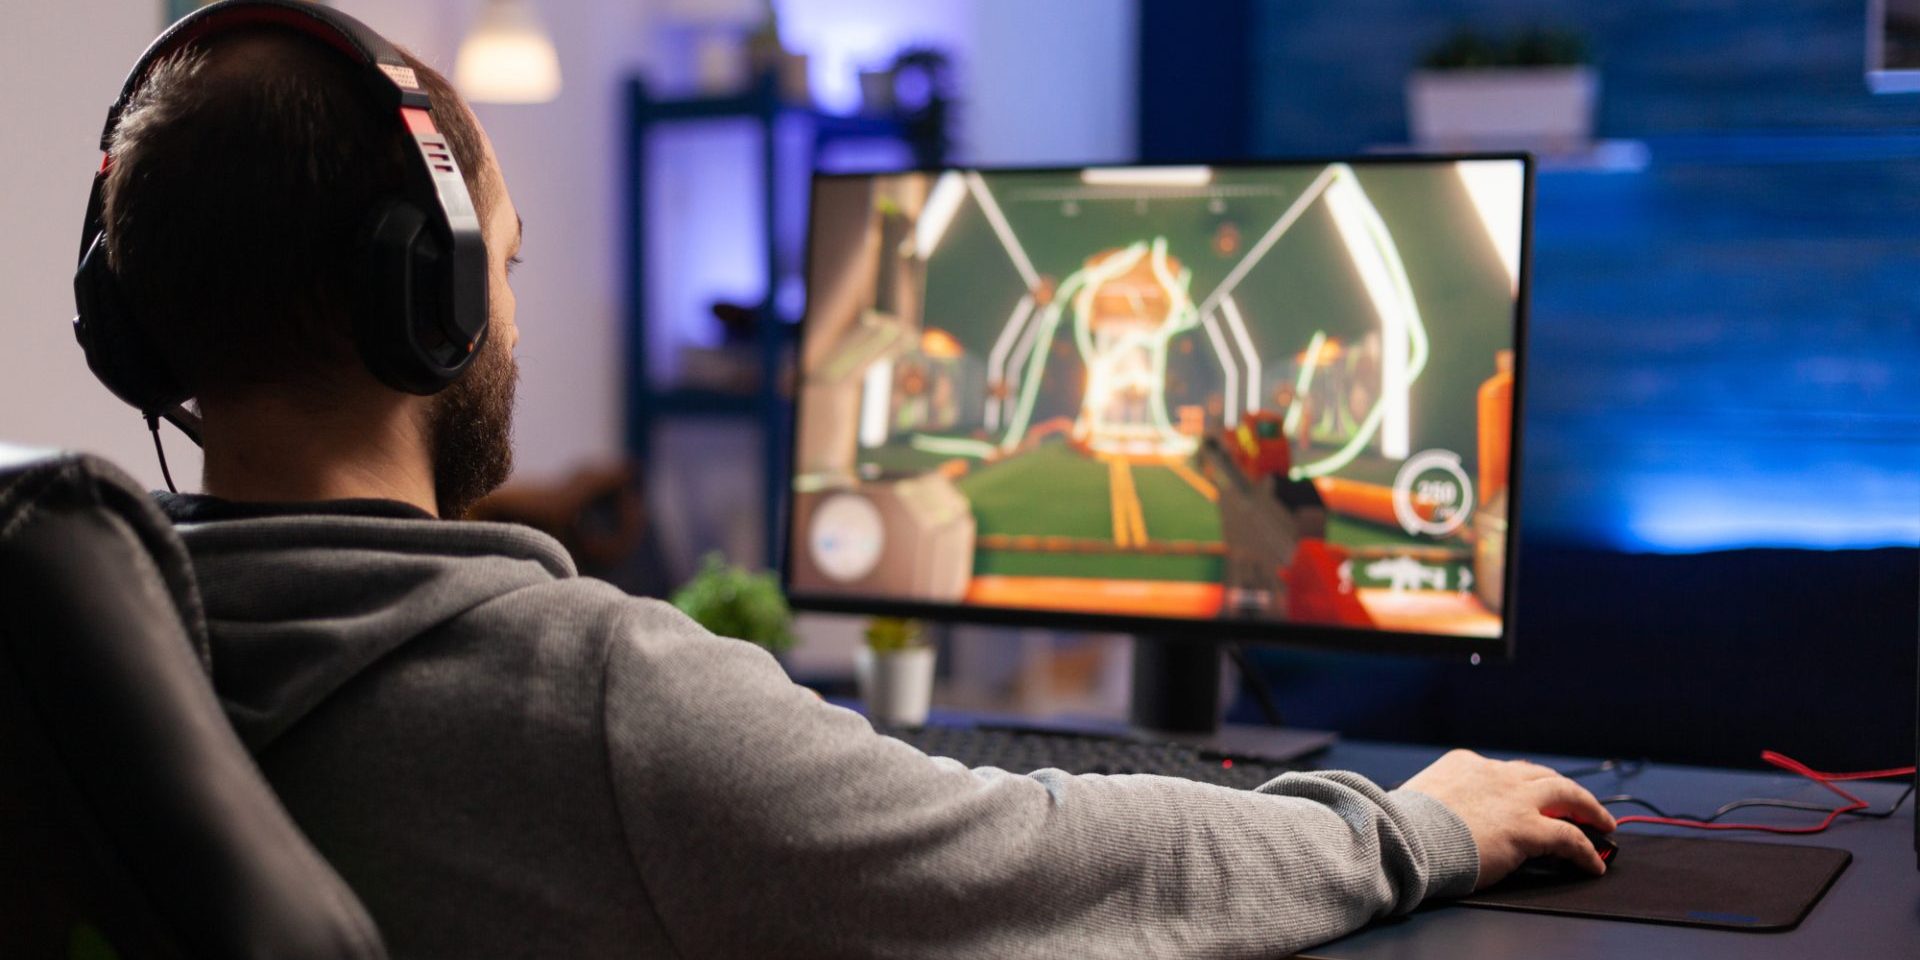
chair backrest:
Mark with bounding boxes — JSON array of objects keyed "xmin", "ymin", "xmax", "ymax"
[{"xmin": 0, "ymin": 451, "xmax": 386, "ymax": 960}]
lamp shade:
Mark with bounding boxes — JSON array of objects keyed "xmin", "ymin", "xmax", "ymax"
[{"xmin": 455, "ymin": 0, "xmax": 562, "ymax": 104}]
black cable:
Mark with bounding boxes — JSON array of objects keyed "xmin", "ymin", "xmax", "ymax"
[
  {"xmin": 146, "ymin": 413, "xmax": 177, "ymax": 494},
  {"xmin": 1840, "ymin": 783, "xmax": 1915, "ymax": 819},
  {"xmin": 1228, "ymin": 642, "xmax": 1284, "ymax": 727},
  {"xmin": 1567, "ymin": 757, "xmax": 1914, "ymax": 825},
  {"xmin": 1558, "ymin": 758, "xmax": 1647, "ymax": 780},
  {"xmin": 1596, "ymin": 784, "xmax": 1913, "ymax": 824}
]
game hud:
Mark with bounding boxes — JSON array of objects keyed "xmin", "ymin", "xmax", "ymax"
[{"xmin": 788, "ymin": 159, "xmax": 1526, "ymax": 641}]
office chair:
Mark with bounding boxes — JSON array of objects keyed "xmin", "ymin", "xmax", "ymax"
[{"xmin": 0, "ymin": 450, "xmax": 386, "ymax": 959}]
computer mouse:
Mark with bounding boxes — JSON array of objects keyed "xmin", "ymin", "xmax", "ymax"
[
  {"xmin": 1583, "ymin": 822, "xmax": 1619, "ymax": 865},
  {"xmin": 1512, "ymin": 819, "xmax": 1617, "ymax": 881}
]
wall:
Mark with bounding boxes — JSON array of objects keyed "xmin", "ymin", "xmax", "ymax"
[
  {"xmin": 1137, "ymin": 0, "xmax": 1252, "ymax": 162},
  {"xmin": 1, "ymin": 1, "xmax": 193, "ymax": 488},
  {"xmin": 772, "ymin": 0, "xmax": 1138, "ymax": 165},
  {"xmin": 773, "ymin": 0, "xmax": 973, "ymax": 115},
  {"xmin": 1248, "ymin": 0, "xmax": 1920, "ymax": 551},
  {"xmin": 1252, "ymin": 0, "xmax": 1920, "ymax": 154},
  {"xmin": 958, "ymin": 0, "xmax": 1138, "ymax": 166},
  {"xmin": 0, "ymin": 0, "xmax": 637, "ymax": 490}
]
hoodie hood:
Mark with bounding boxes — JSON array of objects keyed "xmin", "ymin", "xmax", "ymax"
[{"xmin": 166, "ymin": 508, "xmax": 577, "ymax": 751}]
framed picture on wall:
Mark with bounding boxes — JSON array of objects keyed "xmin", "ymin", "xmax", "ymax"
[{"xmin": 1869, "ymin": 0, "xmax": 1920, "ymax": 92}]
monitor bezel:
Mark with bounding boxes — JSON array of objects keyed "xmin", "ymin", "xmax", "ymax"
[
  {"xmin": 1869, "ymin": 0, "xmax": 1920, "ymax": 93},
  {"xmin": 780, "ymin": 152, "xmax": 1535, "ymax": 663}
]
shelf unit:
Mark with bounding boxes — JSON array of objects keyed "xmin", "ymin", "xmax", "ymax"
[{"xmin": 622, "ymin": 75, "xmax": 944, "ymax": 567}]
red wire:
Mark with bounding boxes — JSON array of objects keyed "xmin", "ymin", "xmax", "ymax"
[{"xmin": 1613, "ymin": 751, "xmax": 1916, "ymax": 835}]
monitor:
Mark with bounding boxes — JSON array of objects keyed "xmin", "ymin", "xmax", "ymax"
[
  {"xmin": 783, "ymin": 156, "xmax": 1532, "ymax": 680},
  {"xmin": 1870, "ymin": 0, "xmax": 1920, "ymax": 93}
]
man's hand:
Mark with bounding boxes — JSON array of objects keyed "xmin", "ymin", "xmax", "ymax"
[{"xmin": 1401, "ymin": 748, "xmax": 1617, "ymax": 889}]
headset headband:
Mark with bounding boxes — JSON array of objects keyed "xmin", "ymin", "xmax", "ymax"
[
  {"xmin": 77, "ymin": 0, "xmax": 490, "ymax": 409},
  {"xmin": 82, "ymin": 0, "xmax": 464, "ymax": 247},
  {"xmin": 103, "ymin": 1, "xmax": 419, "ymax": 147}
]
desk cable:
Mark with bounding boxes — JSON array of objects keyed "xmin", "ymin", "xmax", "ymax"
[{"xmin": 1565, "ymin": 752, "xmax": 1914, "ymax": 835}]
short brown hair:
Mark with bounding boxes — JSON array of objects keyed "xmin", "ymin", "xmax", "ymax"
[{"xmin": 101, "ymin": 28, "xmax": 491, "ymax": 400}]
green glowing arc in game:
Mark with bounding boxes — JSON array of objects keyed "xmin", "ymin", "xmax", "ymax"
[
  {"xmin": 1283, "ymin": 330, "xmax": 1328, "ymax": 438},
  {"xmin": 1287, "ymin": 172, "xmax": 1433, "ymax": 481},
  {"xmin": 1141, "ymin": 237, "xmax": 1200, "ymax": 445},
  {"xmin": 926, "ymin": 164, "xmax": 1431, "ymax": 472},
  {"xmin": 997, "ymin": 241, "xmax": 1148, "ymax": 451},
  {"xmin": 996, "ymin": 271, "xmax": 1087, "ymax": 450},
  {"xmin": 996, "ymin": 236, "xmax": 1209, "ymax": 455},
  {"xmin": 1069, "ymin": 243, "xmax": 1148, "ymax": 364},
  {"xmin": 911, "ymin": 435, "xmax": 999, "ymax": 458}
]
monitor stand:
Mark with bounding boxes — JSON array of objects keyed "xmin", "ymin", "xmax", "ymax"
[{"xmin": 1128, "ymin": 635, "xmax": 1336, "ymax": 764}]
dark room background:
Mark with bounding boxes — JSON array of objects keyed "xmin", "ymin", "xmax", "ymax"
[{"xmin": 1142, "ymin": 0, "xmax": 1919, "ymax": 770}]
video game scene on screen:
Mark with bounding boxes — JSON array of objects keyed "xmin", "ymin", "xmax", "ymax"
[{"xmin": 790, "ymin": 161, "xmax": 1523, "ymax": 640}]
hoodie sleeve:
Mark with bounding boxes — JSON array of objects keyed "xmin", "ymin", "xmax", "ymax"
[{"xmin": 600, "ymin": 599, "xmax": 1477, "ymax": 960}]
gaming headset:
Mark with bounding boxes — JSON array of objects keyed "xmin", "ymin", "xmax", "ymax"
[{"xmin": 72, "ymin": 0, "xmax": 490, "ymax": 455}]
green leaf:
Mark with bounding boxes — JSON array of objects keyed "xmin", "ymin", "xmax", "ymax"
[
  {"xmin": 864, "ymin": 616, "xmax": 926, "ymax": 653},
  {"xmin": 671, "ymin": 552, "xmax": 795, "ymax": 653},
  {"xmin": 1421, "ymin": 26, "xmax": 1588, "ymax": 70}
]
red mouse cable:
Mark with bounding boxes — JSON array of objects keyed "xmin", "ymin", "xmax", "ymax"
[{"xmin": 1612, "ymin": 750, "xmax": 1916, "ymax": 835}]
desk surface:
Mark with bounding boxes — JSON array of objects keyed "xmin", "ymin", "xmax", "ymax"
[{"xmin": 1295, "ymin": 739, "xmax": 1917, "ymax": 960}]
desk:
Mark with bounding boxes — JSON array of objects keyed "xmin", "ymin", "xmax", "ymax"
[
  {"xmin": 1296, "ymin": 739, "xmax": 1918, "ymax": 959},
  {"xmin": 883, "ymin": 706, "xmax": 1917, "ymax": 956}
]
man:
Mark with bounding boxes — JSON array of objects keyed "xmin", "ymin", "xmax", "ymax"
[{"xmin": 98, "ymin": 19, "xmax": 1614, "ymax": 960}]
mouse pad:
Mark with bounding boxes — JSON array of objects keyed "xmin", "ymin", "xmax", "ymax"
[{"xmin": 1456, "ymin": 834, "xmax": 1851, "ymax": 931}]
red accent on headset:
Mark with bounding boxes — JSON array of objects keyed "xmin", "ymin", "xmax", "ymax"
[
  {"xmin": 400, "ymin": 106, "xmax": 439, "ymax": 136},
  {"xmin": 98, "ymin": 154, "xmax": 113, "ymax": 174}
]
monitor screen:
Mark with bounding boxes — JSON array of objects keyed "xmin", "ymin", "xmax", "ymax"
[
  {"xmin": 785, "ymin": 157, "xmax": 1530, "ymax": 655},
  {"xmin": 1870, "ymin": 0, "xmax": 1920, "ymax": 92}
]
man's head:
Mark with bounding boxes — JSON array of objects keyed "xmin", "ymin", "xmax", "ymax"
[{"xmin": 100, "ymin": 27, "xmax": 522, "ymax": 517}]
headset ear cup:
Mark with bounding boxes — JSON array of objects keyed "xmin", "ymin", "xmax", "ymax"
[
  {"xmin": 361, "ymin": 198, "xmax": 474, "ymax": 395},
  {"xmin": 73, "ymin": 233, "xmax": 188, "ymax": 414}
]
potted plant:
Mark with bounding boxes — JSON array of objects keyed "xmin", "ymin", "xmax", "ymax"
[
  {"xmin": 1406, "ymin": 27, "xmax": 1597, "ymax": 152},
  {"xmin": 856, "ymin": 617, "xmax": 936, "ymax": 726},
  {"xmin": 670, "ymin": 552, "xmax": 796, "ymax": 655}
]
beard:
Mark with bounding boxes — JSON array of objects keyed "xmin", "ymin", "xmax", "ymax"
[{"xmin": 428, "ymin": 326, "xmax": 518, "ymax": 519}]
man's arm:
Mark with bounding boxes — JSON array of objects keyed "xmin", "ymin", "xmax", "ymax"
[{"xmin": 600, "ymin": 599, "xmax": 1485, "ymax": 959}]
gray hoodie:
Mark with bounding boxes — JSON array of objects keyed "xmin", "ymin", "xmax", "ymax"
[{"xmin": 163, "ymin": 501, "xmax": 1477, "ymax": 959}]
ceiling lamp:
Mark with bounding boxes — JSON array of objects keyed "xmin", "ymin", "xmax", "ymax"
[{"xmin": 455, "ymin": 0, "xmax": 562, "ymax": 104}]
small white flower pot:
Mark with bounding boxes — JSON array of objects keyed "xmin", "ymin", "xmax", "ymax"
[
  {"xmin": 1406, "ymin": 66, "xmax": 1598, "ymax": 152},
  {"xmin": 855, "ymin": 645, "xmax": 936, "ymax": 726}
]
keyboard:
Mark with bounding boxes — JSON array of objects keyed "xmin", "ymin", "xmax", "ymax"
[{"xmin": 874, "ymin": 722, "xmax": 1310, "ymax": 790}]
